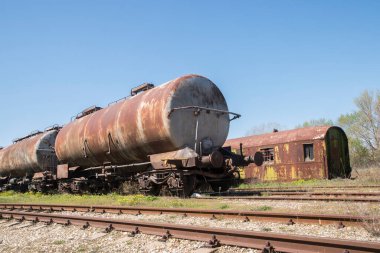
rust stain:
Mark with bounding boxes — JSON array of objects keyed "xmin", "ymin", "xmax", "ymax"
[
  {"xmin": 0, "ymin": 130, "xmax": 59, "ymax": 177},
  {"xmin": 224, "ymin": 126, "xmax": 351, "ymax": 182},
  {"xmin": 55, "ymin": 75, "xmax": 230, "ymax": 167}
]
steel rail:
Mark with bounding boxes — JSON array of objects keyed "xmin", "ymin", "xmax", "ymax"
[
  {"xmin": 211, "ymin": 190, "xmax": 380, "ymax": 197},
  {"xmin": 0, "ymin": 210, "xmax": 379, "ymax": 253},
  {"xmin": 198, "ymin": 195, "xmax": 380, "ymax": 202},
  {"xmin": 263, "ymin": 192, "xmax": 380, "ymax": 197},
  {"xmin": 0, "ymin": 203, "xmax": 376, "ymax": 227},
  {"xmin": 231, "ymin": 185, "xmax": 380, "ymax": 192}
]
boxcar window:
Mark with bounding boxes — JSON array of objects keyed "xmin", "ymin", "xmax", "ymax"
[
  {"xmin": 260, "ymin": 148, "xmax": 274, "ymax": 163},
  {"xmin": 304, "ymin": 144, "xmax": 314, "ymax": 161}
]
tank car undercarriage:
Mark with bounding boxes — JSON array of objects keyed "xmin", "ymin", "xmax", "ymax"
[
  {"xmin": 136, "ymin": 168, "xmax": 237, "ymax": 197},
  {"xmin": 0, "ymin": 146, "xmax": 263, "ymax": 197},
  {"xmin": 51, "ymin": 146, "xmax": 262, "ymax": 196}
]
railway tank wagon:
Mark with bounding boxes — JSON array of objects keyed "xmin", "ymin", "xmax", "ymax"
[
  {"xmin": 55, "ymin": 74, "xmax": 263, "ymax": 196},
  {"xmin": 0, "ymin": 127, "xmax": 60, "ymax": 191}
]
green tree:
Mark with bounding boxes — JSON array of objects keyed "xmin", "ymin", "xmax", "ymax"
[
  {"xmin": 245, "ymin": 122, "xmax": 285, "ymax": 136},
  {"xmin": 338, "ymin": 90, "xmax": 380, "ymax": 166},
  {"xmin": 296, "ymin": 118, "xmax": 334, "ymax": 128}
]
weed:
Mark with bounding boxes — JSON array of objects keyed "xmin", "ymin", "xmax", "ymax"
[
  {"xmin": 145, "ymin": 196, "xmax": 158, "ymax": 202},
  {"xmin": 253, "ymin": 205, "xmax": 272, "ymax": 211},
  {"xmin": 261, "ymin": 227, "xmax": 272, "ymax": 232},
  {"xmin": 117, "ymin": 194, "xmax": 158, "ymax": 206},
  {"xmin": 363, "ymin": 218, "xmax": 380, "ymax": 237},
  {"xmin": 77, "ymin": 245, "xmax": 87, "ymax": 252},
  {"xmin": 53, "ymin": 240, "xmax": 65, "ymax": 245},
  {"xmin": 170, "ymin": 200, "xmax": 184, "ymax": 208},
  {"xmin": 218, "ymin": 204, "xmax": 229, "ymax": 209}
]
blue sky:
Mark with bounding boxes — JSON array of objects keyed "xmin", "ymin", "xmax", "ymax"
[{"xmin": 0, "ymin": 0, "xmax": 379, "ymax": 146}]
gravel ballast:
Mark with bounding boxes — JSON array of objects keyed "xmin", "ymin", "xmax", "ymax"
[
  {"xmin": 54, "ymin": 210, "xmax": 380, "ymax": 242},
  {"xmin": 0, "ymin": 221, "xmax": 257, "ymax": 253}
]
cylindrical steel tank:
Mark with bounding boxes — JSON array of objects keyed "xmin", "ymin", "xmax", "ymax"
[
  {"xmin": 55, "ymin": 74, "xmax": 230, "ymax": 167},
  {"xmin": 0, "ymin": 130, "xmax": 59, "ymax": 177}
]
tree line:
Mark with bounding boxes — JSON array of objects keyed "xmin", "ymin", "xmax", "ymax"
[{"xmin": 246, "ymin": 90, "xmax": 380, "ymax": 168}]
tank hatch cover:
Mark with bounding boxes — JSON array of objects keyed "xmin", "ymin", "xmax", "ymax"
[
  {"xmin": 76, "ymin": 105, "xmax": 103, "ymax": 120},
  {"xmin": 131, "ymin": 83, "xmax": 154, "ymax": 96}
]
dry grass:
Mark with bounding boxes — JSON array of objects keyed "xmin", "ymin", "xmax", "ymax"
[
  {"xmin": 349, "ymin": 202, "xmax": 380, "ymax": 236},
  {"xmin": 363, "ymin": 217, "xmax": 380, "ymax": 237},
  {"xmin": 119, "ymin": 181, "xmax": 139, "ymax": 194},
  {"xmin": 351, "ymin": 166, "xmax": 380, "ymax": 185}
]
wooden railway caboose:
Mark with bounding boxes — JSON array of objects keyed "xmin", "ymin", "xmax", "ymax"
[{"xmin": 224, "ymin": 126, "xmax": 351, "ymax": 182}]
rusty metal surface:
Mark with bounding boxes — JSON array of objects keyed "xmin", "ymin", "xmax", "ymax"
[
  {"xmin": 56, "ymin": 164, "xmax": 69, "ymax": 179},
  {"xmin": 1, "ymin": 209, "xmax": 379, "ymax": 252},
  {"xmin": 224, "ymin": 126, "xmax": 350, "ymax": 182},
  {"xmin": 0, "ymin": 130, "xmax": 59, "ymax": 177},
  {"xmin": 225, "ymin": 126, "xmax": 331, "ymax": 148},
  {"xmin": 0, "ymin": 203, "xmax": 374, "ymax": 227},
  {"xmin": 56, "ymin": 75, "xmax": 230, "ymax": 167}
]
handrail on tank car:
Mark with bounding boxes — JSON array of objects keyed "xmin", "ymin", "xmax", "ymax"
[
  {"xmin": 168, "ymin": 106, "xmax": 241, "ymax": 121},
  {"xmin": 107, "ymin": 96, "xmax": 130, "ymax": 107},
  {"xmin": 81, "ymin": 161, "xmax": 152, "ymax": 171},
  {"xmin": 12, "ymin": 130, "xmax": 43, "ymax": 143},
  {"xmin": 44, "ymin": 124, "xmax": 62, "ymax": 132},
  {"xmin": 107, "ymin": 83, "xmax": 155, "ymax": 106}
]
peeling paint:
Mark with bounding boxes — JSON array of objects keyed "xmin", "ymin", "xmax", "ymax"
[
  {"xmin": 55, "ymin": 75, "xmax": 230, "ymax": 167},
  {"xmin": 0, "ymin": 130, "xmax": 59, "ymax": 177},
  {"xmin": 224, "ymin": 126, "xmax": 351, "ymax": 182}
]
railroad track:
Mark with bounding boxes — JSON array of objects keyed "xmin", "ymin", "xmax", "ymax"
[
  {"xmin": 231, "ymin": 185, "xmax": 380, "ymax": 192},
  {"xmin": 0, "ymin": 209, "xmax": 379, "ymax": 253},
  {"xmin": 263, "ymin": 192, "xmax": 380, "ymax": 197},
  {"xmin": 200, "ymin": 195, "xmax": 380, "ymax": 202},
  {"xmin": 210, "ymin": 190, "xmax": 380, "ymax": 197},
  {"xmin": 0, "ymin": 203, "xmax": 377, "ymax": 227},
  {"xmin": 261, "ymin": 191, "xmax": 380, "ymax": 197}
]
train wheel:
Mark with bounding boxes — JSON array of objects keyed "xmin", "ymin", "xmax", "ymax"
[
  {"xmin": 168, "ymin": 174, "xmax": 197, "ymax": 197},
  {"xmin": 209, "ymin": 181, "xmax": 231, "ymax": 192},
  {"xmin": 147, "ymin": 184, "xmax": 161, "ymax": 196},
  {"xmin": 58, "ymin": 181, "xmax": 69, "ymax": 193},
  {"xmin": 182, "ymin": 175, "xmax": 197, "ymax": 197},
  {"xmin": 137, "ymin": 174, "xmax": 161, "ymax": 196},
  {"xmin": 159, "ymin": 185, "xmax": 173, "ymax": 196}
]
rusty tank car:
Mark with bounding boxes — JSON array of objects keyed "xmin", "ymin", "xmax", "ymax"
[
  {"xmin": 0, "ymin": 74, "xmax": 262, "ymax": 196},
  {"xmin": 56, "ymin": 74, "xmax": 231, "ymax": 167},
  {"xmin": 0, "ymin": 126, "xmax": 60, "ymax": 192},
  {"xmin": 54, "ymin": 74, "xmax": 262, "ymax": 196}
]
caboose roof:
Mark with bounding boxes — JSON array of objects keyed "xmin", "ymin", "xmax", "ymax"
[{"xmin": 224, "ymin": 125, "xmax": 333, "ymax": 148}]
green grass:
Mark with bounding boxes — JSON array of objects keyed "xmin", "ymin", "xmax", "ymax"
[
  {"xmin": 252, "ymin": 205, "xmax": 272, "ymax": 211},
  {"xmin": 218, "ymin": 204, "xmax": 229, "ymax": 209},
  {"xmin": 53, "ymin": 240, "xmax": 65, "ymax": 245},
  {"xmin": 0, "ymin": 191, "xmax": 222, "ymax": 210},
  {"xmin": 0, "ymin": 191, "xmax": 168, "ymax": 207}
]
